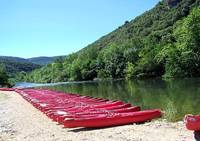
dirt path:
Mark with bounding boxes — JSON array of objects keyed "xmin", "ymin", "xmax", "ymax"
[{"xmin": 0, "ymin": 91, "xmax": 195, "ymax": 141}]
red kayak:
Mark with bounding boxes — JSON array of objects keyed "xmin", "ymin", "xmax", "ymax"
[
  {"xmin": 63, "ymin": 109, "xmax": 161, "ymax": 128},
  {"xmin": 48, "ymin": 106, "xmax": 140, "ymax": 121},
  {"xmin": 46, "ymin": 104, "xmax": 132, "ymax": 119},
  {"xmin": 41, "ymin": 101, "xmax": 123, "ymax": 113},
  {"xmin": 185, "ymin": 115, "xmax": 200, "ymax": 131},
  {"xmin": 0, "ymin": 88, "xmax": 15, "ymax": 91},
  {"xmin": 56, "ymin": 106, "xmax": 141, "ymax": 123}
]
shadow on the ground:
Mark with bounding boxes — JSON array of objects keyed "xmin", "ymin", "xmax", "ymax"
[
  {"xmin": 66, "ymin": 124, "xmax": 130, "ymax": 133},
  {"xmin": 65, "ymin": 122, "xmax": 148, "ymax": 133},
  {"xmin": 194, "ymin": 131, "xmax": 200, "ymax": 141}
]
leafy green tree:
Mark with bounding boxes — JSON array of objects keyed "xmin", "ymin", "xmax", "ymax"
[
  {"xmin": 100, "ymin": 43, "xmax": 126, "ymax": 78},
  {"xmin": 165, "ymin": 7, "xmax": 200, "ymax": 77},
  {"xmin": 125, "ymin": 62, "xmax": 136, "ymax": 79},
  {"xmin": 0, "ymin": 64, "xmax": 9, "ymax": 86}
]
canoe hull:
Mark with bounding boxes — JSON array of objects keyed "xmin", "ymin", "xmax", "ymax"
[
  {"xmin": 63, "ymin": 110, "xmax": 161, "ymax": 128},
  {"xmin": 0, "ymin": 88, "xmax": 15, "ymax": 91},
  {"xmin": 56, "ymin": 106, "xmax": 141, "ymax": 123}
]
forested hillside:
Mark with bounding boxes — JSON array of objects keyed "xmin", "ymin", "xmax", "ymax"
[
  {"xmin": 0, "ymin": 55, "xmax": 65, "ymax": 86},
  {"xmin": 0, "ymin": 56, "xmax": 61, "ymax": 66},
  {"xmin": 0, "ymin": 57, "xmax": 42, "ymax": 86},
  {"xmin": 24, "ymin": 0, "xmax": 200, "ymax": 83},
  {"xmin": 28, "ymin": 56, "xmax": 61, "ymax": 66},
  {"xmin": 0, "ymin": 58, "xmax": 41, "ymax": 74}
]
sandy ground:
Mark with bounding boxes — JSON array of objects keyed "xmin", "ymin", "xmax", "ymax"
[{"xmin": 0, "ymin": 91, "xmax": 195, "ymax": 141}]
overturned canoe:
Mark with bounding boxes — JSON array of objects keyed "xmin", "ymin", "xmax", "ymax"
[
  {"xmin": 63, "ymin": 109, "xmax": 161, "ymax": 128},
  {"xmin": 185, "ymin": 115, "xmax": 200, "ymax": 131}
]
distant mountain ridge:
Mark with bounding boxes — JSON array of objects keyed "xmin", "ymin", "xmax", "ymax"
[
  {"xmin": 0, "ymin": 56, "xmax": 64, "ymax": 66},
  {"xmin": 0, "ymin": 56, "xmax": 28, "ymax": 63},
  {"xmin": 0, "ymin": 56, "xmax": 65, "ymax": 75},
  {"xmin": 0, "ymin": 58, "xmax": 41, "ymax": 74},
  {"xmin": 28, "ymin": 56, "xmax": 63, "ymax": 66}
]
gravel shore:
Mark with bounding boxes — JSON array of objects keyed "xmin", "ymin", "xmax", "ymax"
[{"xmin": 0, "ymin": 91, "xmax": 195, "ymax": 141}]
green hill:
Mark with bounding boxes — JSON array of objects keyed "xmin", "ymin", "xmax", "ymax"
[
  {"xmin": 0, "ymin": 60, "xmax": 41, "ymax": 74},
  {"xmin": 0, "ymin": 56, "xmax": 28, "ymax": 63},
  {"xmin": 0, "ymin": 56, "xmax": 62, "ymax": 66},
  {"xmin": 0, "ymin": 57, "xmax": 41, "ymax": 74},
  {"xmin": 0, "ymin": 57, "xmax": 41, "ymax": 87},
  {"xmin": 27, "ymin": 56, "xmax": 65, "ymax": 66},
  {"xmin": 0, "ymin": 56, "xmax": 66, "ymax": 86},
  {"xmin": 24, "ymin": 0, "xmax": 200, "ymax": 83}
]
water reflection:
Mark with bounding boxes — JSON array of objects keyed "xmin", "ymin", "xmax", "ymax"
[{"xmin": 39, "ymin": 78, "xmax": 200, "ymax": 122}]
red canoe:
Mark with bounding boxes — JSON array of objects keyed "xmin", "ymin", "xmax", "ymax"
[
  {"xmin": 185, "ymin": 115, "xmax": 200, "ymax": 131},
  {"xmin": 46, "ymin": 104, "xmax": 132, "ymax": 119},
  {"xmin": 63, "ymin": 109, "xmax": 161, "ymax": 128},
  {"xmin": 0, "ymin": 88, "xmax": 15, "ymax": 91},
  {"xmin": 56, "ymin": 106, "xmax": 141, "ymax": 123}
]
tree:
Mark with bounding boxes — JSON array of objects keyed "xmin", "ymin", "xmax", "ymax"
[
  {"xmin": 165, "ymin": 8, "xmax": 200, "ymax": 77},
  {"xmin": 125, "ymin": 62, "xmax": 136, "ymax": 79},
  {"xmin": 0, "ymin": 64, "xmax": 9, "ymax": 87}
]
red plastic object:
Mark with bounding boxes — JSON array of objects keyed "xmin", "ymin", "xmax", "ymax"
[
  {"xmin": 0, "ymin": 88, "xmax": 15, "ymax": 91},
  {"xmin": 63, "ymin": 109, "xmax": 161, "ymax": 128},
  {"xmin": 185, "ymin": 115, "xmax": 200, "ymax": 131}
]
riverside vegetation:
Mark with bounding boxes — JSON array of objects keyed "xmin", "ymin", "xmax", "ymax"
[{"xmin": 0, "ymin": 64, "xmax": 10, "ymax": 87}]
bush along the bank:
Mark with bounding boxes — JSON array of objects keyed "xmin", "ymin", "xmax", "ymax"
[{"xmin": 0, "ymin": 64, "xmax": 10, "ymax": 87}]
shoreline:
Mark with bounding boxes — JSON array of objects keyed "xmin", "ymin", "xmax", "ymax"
[
  {"xmin": 0, "ymin": 91, "xmax": 194, "ymax": 141},
  {"xmin": 14, "ymin": 79, "xmax": 124, "ymax": 88}
]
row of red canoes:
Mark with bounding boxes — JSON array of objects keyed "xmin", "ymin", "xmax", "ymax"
[
  {"xmin": 1, "ymin": 88, "xmax": 200, "ymax": 130},
  {"xmin": 0, "ymin": 88, "xmax": 161, "ymax": 128}
]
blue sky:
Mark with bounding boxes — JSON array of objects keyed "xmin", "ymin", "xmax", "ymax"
[{"xmin": 0, "ymin": 0, "xmax": 159, "ymax": 58}]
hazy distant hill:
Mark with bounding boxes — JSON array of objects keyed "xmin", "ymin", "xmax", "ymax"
[
  {"xmin": 0, "ymin": 58, "xmax": 41, "ymax": 74},
  {"xmin": 0, "ymin": 56, "xmax": 64, "ymax": 74},
  {"xmin": 0, "ymin": 56, "xmax": 28, "ymax": 63},
  {"xmin": 0, "ymin": 56, "xmax": 63, "ymax": 66},
  {"xmin": 27, "ymin": 56, "xmax": 60, "ymax": 66}
]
